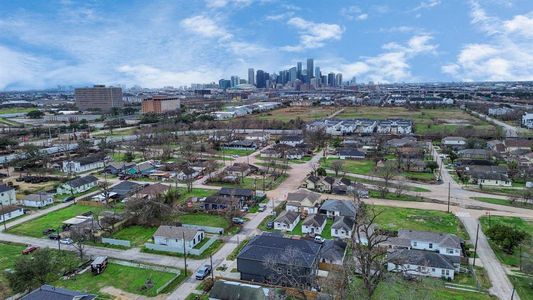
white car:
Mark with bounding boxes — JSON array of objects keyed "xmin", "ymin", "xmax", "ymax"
[
  {"xmin": 314, "ymin": 236, "xmax": 325, "ymax": 244},
  {"xmin": 60, "ymin": 238, "xmax": 74, "ymax": 245}
]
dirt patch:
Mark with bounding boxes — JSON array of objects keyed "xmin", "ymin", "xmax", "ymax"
[{"xmin": 100, "ymin": 286, "xmax": 168, "ymax": 300}]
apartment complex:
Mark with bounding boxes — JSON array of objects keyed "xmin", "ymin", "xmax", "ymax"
[
  {"xmin": 75, "ymin": 85, "xmax": 123, "ymax": 112},
  {"xmin": 141, "ymin": 95, "xmax": 181, "ymax": 114}
]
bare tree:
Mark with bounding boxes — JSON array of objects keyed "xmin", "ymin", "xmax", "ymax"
[
  {"xmin": 331, "ymin": 160, "xmax": 345, "ymax": 177},
  {"xmin": 69, "ymin": 226, "xmax": 90, "ymax": 260},
  {"xmin": 394, "ymin": 182, "xmax": 407, "ymax": 198},
  {"xmin": 125, "ymin": 194, "xmax": 173, "ymax": 226},
  {"xmin": 375, "ymin": 161, "xmax": 398, "ymax": 198}
]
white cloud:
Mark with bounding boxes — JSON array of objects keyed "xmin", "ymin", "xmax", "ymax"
[
  {"xmin": 338, "ymin": 34, "xmax": 438, "ymax": 83},
  {"xmin": 340, "ymin": 6, "xmax": 368, "ymax": 21},
  {"xmin": 357, "ymin": 14, "xmax": 368, "ymax": 21},
  {"xmin": 442, "ymin": 1, "xmax": 533, "ymax": 81},
  {"xmin": 117, "ymin": 64, "xmax": 222, "ymax": 88},
  {"xmin": 205, "ymin": 0, "xmax": 253, "ymax": 9},
  {"xmin": 180, "ymin": 15, "xmax": 232, "ymax": 40},
  {"xmin": 281, "ymin": 17, "xmax": 343, "ymax": 52},
  {"xmin": 412, "ymin": 0, "xmax": 441, "ymax": 11}
]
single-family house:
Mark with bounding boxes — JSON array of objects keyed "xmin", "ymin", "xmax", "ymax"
[
  {"xmin": 319, "ymin": 239, "xmax": 347, "ymax": 266},
  {"xmin": 0, "ymin": 184, "xmax": 16, "ymax": 206},
  {"xmin": 137, "ymin": 183, "xmax": 170, "ymax": 199},
  {"xmin": 22, "ymin": 285, "xmax": 96, "ymax": 300},
  {"xmin": 466, "ymin": 165, "xmax": 511, "ymax": 187},
  {"xmin": 0, "ymin": 205, "xmax": 24, "ymax": 223},
  {"xmin": 505, "ymin": 139, "xmax": 533, "ymax": 153},
  {"xmin": 218, "ymin": 187, "xmax": 254, "ymax": 202},
  {"xmin": 279, "ymin": 135, "xmax": 304, "ymax": 147},
  {"xmin": 56, "ymin": 175, "xmax": 98, "ymax": 195},
  {"xmin": 225, "ymin": 163, "xmax": 257, "ymax": 177},
  {"xmin": 203, "ymin": 195, "xmax": 242, "ymax": 211},
  {"xmin": 286, "ymin": 189, "xmax": 322, "ymax": 215},
  {"xmin": 273, "ymin": 210, "xmax": 300, "ymax": 231},
  {"xmin": 347, "ymin": 183, "xmax": 369, "ymax": 198},
  {"xmin": 125, "ymin": 161, "xmax": 156, "ymax": 176},
  {"xmin": 387, "ymin": 249, "xmax": 457, "ymax": 280},
  {"xmin": 441, "ymin": 137, "xmax": 467, "ymax": 149},
  {"xmin": 109, "ymin": 181, "xmax": 144, "ymax": 200},
  {"xmin": 331, "ymin": 216, "xmax": 355, "ymax": 239},
  {"xmin": 209, "ymin": 280, "xmax": 271, "ymax": 300},
  {"xmin": 319, "ymin": 199, "xmax": 358, "ymax": 218},
  {"xmin": 104, "ymin": 161, "xmax": 135, "ymax": 175},
  {"xmin": 21, "ymin": 193, "xmax": 54, "ymax": 208},
  {"xmin": 153, "ymin": 225, "xmax": 204, "ymax": 249},
  {"xmin": 396, "ymin": 229, "xmax": 463, "ymax": 257},
  {"xmin": 175, "ymin": 166, "xmax": 199, "ymax": 181},
  {"xmin": 236, "ymin": 232, "xmax": 321, "ymax": 287},
  {"xmin": 458, "ymin": 149, "xmax": 491, "ymax": 161},
  {"xmin": 302, "ymin": 214, "xmax": 327, "ymax": 236},
  {"xmin": 222, "ymin": 140, "xmax": 257, "ymax": 151},
  {"xmin": 304, "ymin": 176, "xmax": 332, "ymax": 193},
  {"xmin": 337, "ymin": 148, "xmax": 366, "ymax": 160},
  {"xmin": 522, "ymin": 112, "xmax": 533, "ymax": 129},
  {"xmin": 62, "ymin": 153, "xmax": 105, "ymax": 174}
]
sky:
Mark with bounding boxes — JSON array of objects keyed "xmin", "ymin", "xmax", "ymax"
[{"xmin": 0, "ymin": 0, "xmax": 532, "ymax": 90}]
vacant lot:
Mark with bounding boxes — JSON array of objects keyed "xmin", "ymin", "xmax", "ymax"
[
  {"xmin": 373, "ymin": 205, "xmax": 468, "ymax": 239},
  {"xmin": 7, "ymin": 204, "xmax": 105, "ymax": 237},
  {"xmin": 321, "ymin": 158, "xmax": 375, "ymax": 175},
  {"xmin": 111, "ymin": 225, "xmax": 157, "ymax": 247},
  {"xmin": 176, "ymin": 188, "xmax": 217, "ymax": 204},
  {"xmin": 173, "ymin": 213, "xmax": 230, "ymax": 228},
  {"xmin": 250, "ymin": 106, "xmax": 338, "ymax": 122},
  {"xmin": 479, "ymin": 216, "xmax": 533, "ymax": 267},
  {"xmin": 337, "ymin": 107, "xmax": 496, "ymax": 136},
  {"xmin": 55, "ymin": 262, "xmax": 178, "ymax": 297},
  {"xmin": 208, "ymin": 174, "xmax": 288, "ymax": 191},
  {"xmin": 0, "ymin": 243, "xmax": 26, "ymax": 297}
]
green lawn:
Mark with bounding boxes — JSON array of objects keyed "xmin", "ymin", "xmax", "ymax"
[
  {"xmin": 111, "ymin": 225, "xmax": 157, "ymax": 247},
  {"xmin": 320, "ymin": 158, "xmax": 375, "ymax": 175},
  {"xmin": 55, "ymin": 263, "xmax": 177, "ymax": 297},
  {"xmin": 208, "ymin": 175, "xmax": 288, "ymax": 191},
  {"xmin": 369, "ymin": 190, "xmax": 424, "ymax": 202},
  {"xmin": 454, "ymin": 266, "xmax": 492, "ymax": 290},
  {"xmin": 471, "ymin": 197, "xmax": 533, "ymax": 209},
  {"xmin": 173, "ymin": 213, "xmax": 230, "ymax": 229},
  {"xmin": 373, "ymin": 205, "xmax": 468, "ymax": 239},
  {"xmin": 227, "ymin": 238, "xmax": 250, "ymax": 260},
  {"xmin": 0, "ymin": 107, "xmax": 36, "ymax": 114},
  {"xmin": 321, "ymin": 219, "xmax": 333, "ymax": 239},
  {"xmin": 509, "ymin": 275, "xmax": 533, "ymax": 300},
  {"xmin": 176, "ymin": 188, "xmax": 217, "ymax": 204},
  {"xmin": 143, "ymin": 239, "xmax": 224, "ymax": 259},
  {"xmin": 402, "ymin": 171, "xmax": 435, "ymax": 182},
  {"xmin": 479, "ymin": 216, "xmax": 533, "ymax": 267},
  {"xmin": 0, "ymin": 242, "xmax": 26, "ymax": 297},
  {"xmin": 258, "ymin": 215, "xmax": 276, "ymax": 232},
  {"xmin": 218, "ymin": 148, "xmax": 255, "ymax": 157},
  {"xmin": 340, "ymin": 174, "xmax": 431, "ymax": 192},
  {"xmin": 290, "ymin": 220, "xmax": 304, "ymax": 236},
  {"xmin": 7, "ymin": 204, "xmax": 105, "ymax": 237}
]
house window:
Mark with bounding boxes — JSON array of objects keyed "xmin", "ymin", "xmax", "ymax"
[
  {"xmin": 445, "ymin": 270, "xmax": 450, "ymax": 275},
  {"xmin": 429, "ymin": 243, "xmax": 433, "ymax": 249},
  {"xmin": 447, "ymin": 248, "xmax": 454, "ymax": 254},
  {"xmin": 413, "ymin": 241, "xmax": 417, "ymax": 247},
  {"xmin": 335, "ymin": 229, "xmax": 338, "ymax": 234},
  {"xmin": 432, "ymin": 268, "xmax": 436, "ymax": 272},
  {"xmin": 441, "ymin": 269, "xmax": 445, "ymax": 275}
]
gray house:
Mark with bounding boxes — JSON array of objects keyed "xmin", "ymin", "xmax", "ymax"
[{"xmin": 236, "ymin": 233, "xmax": 321, "ymax": 288}]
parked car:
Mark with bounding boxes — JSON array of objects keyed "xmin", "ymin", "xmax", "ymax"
[
  {"xmin": 42, "ymin": 228, "xmax": 56, "ymax": 235},
  {"xmin": 314, "ymin": 236, "xmax": 325, "ymax": 244},
  {"xmin": 232, "ymin": 217, "xmax": 245, "ymax": 225},
  {"xmin": 60, "ymin": 238, "xmax": 74, "ymax": 245},
  {"xmin": 48, "ymin": 233, "xmax": 60, "ymax": 240},
  {"xmin": 266, "ymin": 221, "xmax": 274, "ymax": 229},
  {"xmin": 22, "ymin": 245, "xmax": 39, "ymax": 255},
  {"xmin": 195, "ymin": 265, "xmax": 212, "ymax": 280},
  {"xmin": 231, "ymin": 155, "xmax": 239, "ymax": 158},
  {"xmin": 240, "ymin": 206, "xmax": 249, "ymax": 212},
  {"xmin": 63, "ymin": 196, "xmax": 75, "ymax": 202},
  {"xmin": 258, "ymin": 204, "xmax": 266, "ymax": 212}
]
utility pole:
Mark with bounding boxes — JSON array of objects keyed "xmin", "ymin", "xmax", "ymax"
[
  {"xmin": 472, "ymin": 223, "xmax": 480, "ymax": 268},
  {"xmin": 57, "ymin": 225, "xmax": 61, "ymax": 251},
  {"xmin": 447, "ymin": 182, "xmax": 451, "ymax": 213},
  {"xmin": 511, "ymin": 287, "xmax": 515, "ymax": 300},
  {"xmin": 210, "ymin": 255, "xmax": 214, "ymax": 281},
  {"xmin": 0, "ymin": 202, "xmax": 6, "ymax": 231},
  {"xmin": 182, "ymin": 231, "xmax": 187, "ymax": 276}
]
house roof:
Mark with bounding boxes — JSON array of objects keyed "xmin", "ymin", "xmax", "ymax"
[
  {"xmin": 338, "ymin": 149, "xmax": 366, "ymax": 157},
  {"xmin": 218, "ymin": 187, "xmax": 254, "ymax": 197},
  {"xmin": 324, "ymin": 176, "xmax": 335, "ymax": 185},
  {"xmin": 107, "ymin": 161, "xmax": 135, "ymax": 170},
  {"xmin": 209, "ymin": 280, "xmax": 269, "ymax": 300},
  {"xmin": 70, "ymin": 153, "xmax": 105, "ymax": 166},
  {"xmin": 0, "ymin": 184, "xmax": 14, "ymax": 193},
  {"xmin": 109, "ymin": 181, "xmax": 143, "ymax": 197},
  {"xmin": 320, "ymin": 199, "xmax": 358, "ymax": 217},
  {"xmin": 319, "ymin": 239, "xmax": 347, "ymax": 262},
  {"xmin": 138, "ymin": 183, "xmax": 170, "ymax": 196},
  {"xmin": 0, "ymin": 205, "xmax": 22, "ymax": 215},
  {"xmin": 286, "ymin": 189, "xmax": 321, "ymax": 207},
  {"xmin": 237, "ymin": 232, "xmax": 321, "ymax": 268},
  {"xmin": 22, "ymin": 285, "xmax": 96, "ymax": 300},
  {"xmin": 153, "ymin": 225, "xmax": 199, "ymax": 240},
  {"xmin": 387, "ymin": 249, "xmax": 455, "ymax": 270},
  {"xmin": 331, "ymin": 216, "xmax": 355, "ymax": 231},
  {"xmin": 23, "ymin": 193, "xmax": 53, "ymax": 201},
  {"xmin": 442, "ymin": 136, "xmax": 467, "ymax": 143},
  {"xmin": 275, "ymin": 210, "xmax": 300, "ymax": 225},
  {"xmin": 280, "ymin": 135, "xmax": 303, "ymax": 142},
  {"xmin": 66, "ymin": 175, "xmax": 98, "ymax": 188},
  {"xmin": 398, "ymin": 229, "xmax": 462, "ymax": 249},
  {"xmin": 135, "ymin": 161, "xmax": 155, "ymax": 172},
  {"xmin": 302, "ymin": 214, "xmax": 327, "ymax": 227}
]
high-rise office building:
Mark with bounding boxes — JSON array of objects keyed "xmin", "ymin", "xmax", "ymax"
[
  {"xmin": 336, "ymin": 73, "xmax": 343, "ymax": 87},
  {"xmin": 256, "ymin": 70, "xmax": 266, "ymax": 88},
  {"xmin": 248, "ymin": 68, "xmax": 255, "ymax": 86},
  {"xmin": 328, "ymin": 73, "xmax": 336, "ymax": 86},
  {"xmin": 315, "ymin": 67, "xmax": 321, "ymax": 79},
  {"xmin": 75, "ymin": 85, "xmax": 123, "ymax": 112},
  {"xmin": 307, "ymin": 58, "xmax": 314, "ymax": 79},
  {"xmin": 289, "ymin": 67, "xmax": 297, "ymax": 82},
  {"xmin": 297, "ymin": 62, "xmax": 302, "ymax": 80},
  {"xmin": 219, "ymin": 79, "xmax": 231, "ymax": 90},
  {"xmin": 230, "ymin": 76, "xmax": 240, "ymax": 87}
]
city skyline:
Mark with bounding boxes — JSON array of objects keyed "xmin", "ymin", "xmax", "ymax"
[{"xmin": 0, "ymin": 0, "xmax": 532, "ymax": 90}]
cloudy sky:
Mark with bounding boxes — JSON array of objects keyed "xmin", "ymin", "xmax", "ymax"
[{"xmin": 0, "ymin": 0, "xmax": 532, "ymax": 90}]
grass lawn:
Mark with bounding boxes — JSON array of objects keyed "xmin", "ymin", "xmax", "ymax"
[
  {"xmin": 0, "ymin": 107, "xmax": 36, "ymax": 114},
  {"xmin": 479, "ymin": 216, "xmax": 533, "ymax": 267},
  {"xmin": 185, "ymin": 293, "xmax": 209, "ymax": 300},
  {"xmin": 176, "ymin": 188, "xmax": 217, "ymax": 204},
  {"xmin": 173, "ymin": 213, "xmax": 230, "ymax": 229},
  {"xmin": 321, "ymin": 158, "xmax": 375, "ymax": 175},
  {"xmin": 471, "ymin": 197, "xmax": 533, "ymax": 209},
  {"xmin": 337, "ymin": 106, "xmax": 497, "ymax": 137},
  {"xmin": 246, "ymin": 106, "xmax": 338, "ymax": 122},
  {"xmin": 143, "ymin": 239, "xmax": 224, "ymax": 259},
  {"xmin": 111, "ymin": 225, "xmax": 157, "ymax": 247},
  {"xmin": 369, "ymin": 190, "xmax": 424, "ymax": 202},
  {"xmin": 54, "ymin": 186, "xmax": 100, "ymax": 201},
  {"xmin": 402, "ymin": 171, "xmax": 435, "ymax": 182},
  {"xmin": 55, "ymin": 262, "xmax": 177, "ymax": 297},
  {"xmin": 290, "ymin": 220, "xmax": 304, "ymax": 236},
  {"xmin": 509, "ymin": 275, "xmax": 533, "ymax": 300},
  {"xmin": 373, "ymin": 205, "xmax": 468, "ymax": 239},
  {"xmin": 7, "ymin": 204, "xmax": 105, "ymax": 237},
  {"xmin": 321, "ymin": 219, "xmax": 333, "ymax": 239},
  {"xmin": 218, "ymin": 148, "xmax": 256, "ymax": 157},
  {"xmin": 258, "ymin": 214, "xmax": 276, "ymax": 232},
  {"xmin": 454, "ymin": 266, "xmax": 492, "ymax": 290},
  {"xmin": 208, "ymin": 174, "xmax": 288, "ymax": 191},
  {"xmin": 0, "ymin": 242, "xmax": 26, "ymax": 297},
  {"xmin": 339, "ymin": 174, "xmax": 431, "ymax": 192}
]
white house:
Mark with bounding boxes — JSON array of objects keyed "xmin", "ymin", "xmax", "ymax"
[
  {"xmin": 302, "ymin": 214, "xmax": 327, "ymax": 235},
  {"xmin": 522, "ymin": 112, "xmax": 533, "ymax": 129},
  {"xmin": 62, "ymin": 154, "xmax": 105, "ymax": 174},
  {"xmin": 273, "ymin": 211, "xmax": 300, "ymax": 232},
  {"xmin": 56, "ymin": 175, "xmax": 98, "ymax": 195},
  {"xmin": 153, "ymin": 225, "xmax": 204, "ymax": 249},
  {"xmin": 286, "ymin": 189, "xmax": 322, "ymax": 215},
  {"xmin": 319, "ymin": 199, "xmax": 358, "ymax": 218},
  {"xmin": 279, "ymin": 135, "xmax": 304, "ymax": 147},
  {"xmin": 331, "ymin": 216, "xmax": 355, "ymax": 239},
  {"xmin": 387, "ymin": 249, "xmax": 457, "ymax": 280},
  {"xmin": 0, "ymin": 184, "xmax": 17, "ymax": 206},
  {"xmin": 441, "ymin": 136, "xmax": 467, "ymax": 147},
  {"xmin": 21, "ymin": 193, "xmax": 54, "ymax": 208},
  {"xmin": 0, "ymin": 205, "xmax": 24, "ymax": 222},
  {"xmin": 397, "ymin": 230, "xmax": 463, "ymax": 257}
]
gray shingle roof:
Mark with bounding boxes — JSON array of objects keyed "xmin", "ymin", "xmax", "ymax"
[
  {"xmin": 66, "ymin": 175, "xmax": 98, "ymax": 188},
  {"xmin": 320, "ymin": 199, "xmax": 358, "ymax": 217},
  {"xmin": 331, "ymin": 216, "xmax": 355, "ymax": 231},
  {"xmin": 274, "ymin": 210, "xmax": 300, "ymax": 225},
  {"xmin": 22, "ymin": 285, "xmax": 96, "ymax": 300},
  {"xmin": 398, "ymin": 230, "xmax": 462, "ymax": 249},
  {"xmin": 387, "ymin": 249, "xmax": 455, "ymax": 270},
  {"xmin": 153, "ymin": 225, "xmax": 199, "ymax": 240},
  {"xmin": 302, "ymin": 214, "xmax": 327, "ymax": 227},
  {"xmin": 319, "ymin": 239, "xmax": 347, "ymax": 262},
  {"xmin": 0, "ymin": 184, "xmax": 14, "ymax": 193}
]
